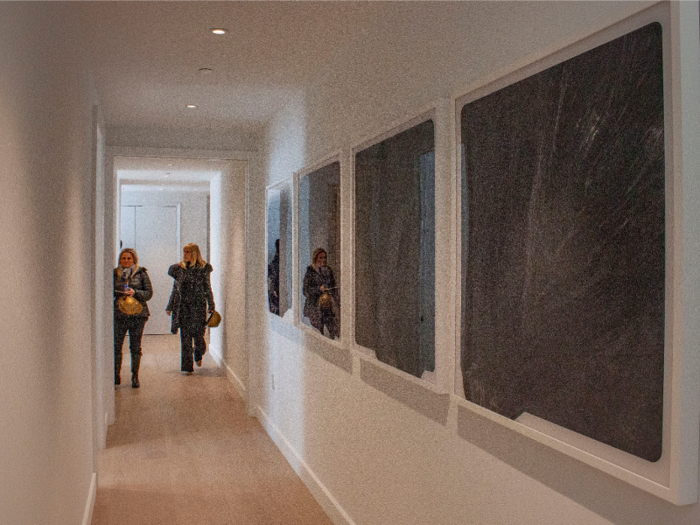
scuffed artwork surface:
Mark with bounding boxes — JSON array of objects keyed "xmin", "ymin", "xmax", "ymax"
[
  {"xmin": 355, "ymin": 120, "xmax": 436, "ymax": 378},
  {"xmin": 461, "ymin": 23, "xmax": 664, "ymax": 462}
]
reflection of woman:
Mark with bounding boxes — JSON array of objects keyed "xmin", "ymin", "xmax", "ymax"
[
  {"xmin": 268, "ymin": 239, "xmax": 280, "ymax": 314},
  {"xmin": 167, "ymin": 243, "xmax": 215, "ymax": 374},
  {"xmin": 303, "ymin": 248, "xmax": 339, "ymax": 339},
  {"xmin": 114, "ymin": 248, "xmax": 153, "ymax": 388}
]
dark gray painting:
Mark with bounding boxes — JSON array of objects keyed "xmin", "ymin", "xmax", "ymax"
[
  {"xmin": 355, "ymin": 120, "xmax": 436, "ymax": 378},
  {"xmin": 461, "ymin": 23, "xmax": 664, "ymax": 462}
]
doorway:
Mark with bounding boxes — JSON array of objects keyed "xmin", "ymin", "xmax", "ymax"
[{"xmin": 121, "ymin": 204, "xmax": 180, "ymax": 334}]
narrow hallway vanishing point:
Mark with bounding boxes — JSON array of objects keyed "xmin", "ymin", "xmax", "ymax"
[{"xmin": 91, "ymin": 334, "xmax": 333, "ymax": 525}]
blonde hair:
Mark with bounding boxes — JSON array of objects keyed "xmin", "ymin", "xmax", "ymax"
[
  {"xmin": 117, "ymin": 248, "xmax": 139, "ymax": 279},
  {"xmin": 312, "ymin": 248, "xmax": 327, "ymax": 267},
  {"xmin": 180, "ymin": 243, "xmax": 207, "ymax": 268}
]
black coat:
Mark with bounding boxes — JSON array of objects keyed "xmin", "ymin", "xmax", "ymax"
[
  {"xmin": 113, "ymin": 266, "xmax": 153, "ymax": 320},
  {"xmin": 167, "ymin": 262, "xmax": 215, "ymax": 334}
]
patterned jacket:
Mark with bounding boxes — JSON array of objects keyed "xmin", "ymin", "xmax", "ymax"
[
  {"xmin": 113, "ymin": 266, "xmax": 153, "ymax": 320},
  {"xmin": 167, "ymin": 262, "xmax": 215, "ymax": 333}
]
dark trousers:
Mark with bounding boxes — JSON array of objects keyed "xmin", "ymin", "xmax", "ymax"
[
  {"xmin": 114, "ymin": 317, "xmax": 147, "ymax": 373},
  {"xmin": 180, "ymin": 323, "xmax": 206, "ymax": 372}
]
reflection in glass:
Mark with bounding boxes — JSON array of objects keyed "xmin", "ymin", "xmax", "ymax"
[
  {"xmin": 299, "ymin": 162, "xmax": 341, "ymax": 339},
  {"xmin": 461, "ymin": 24, "xmax": 664, "ymax": 461},
  {"xmin": 354, "ymin": 120, "xmax": 435, "ymax": 378},
  {"xmin": 267, "ymin": 181, "xmax": 293, "ymax": 318}
]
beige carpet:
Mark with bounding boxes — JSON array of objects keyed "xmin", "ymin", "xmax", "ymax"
[{"xmin": 92, "ymin": 334, "xmax": 333, "ymax": 525}]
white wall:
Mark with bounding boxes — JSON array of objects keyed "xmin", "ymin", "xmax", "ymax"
[
  {"xmin": 0, "ymin": 3, "xmax": 97, "ymax": 524},
  {"xmin": 210, "ymin": 161, "xmax": 248, "ymax": 396},
  {"xmin": 121, "ymin": 187, "xmax": 210, "ymax": 259},
  {"xmin": 254, "ymin": 2, "xmax": 700, "ymax": 524},
  {"xmin": 120, "ymin": 187, "xmax": 209, "ymax": 334}
]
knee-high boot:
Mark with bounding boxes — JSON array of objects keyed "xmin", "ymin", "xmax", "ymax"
[
  {"xmin": 115, "ymin": 353, "xmax": 123, "ymax": 385},
  {"xmin": 131, "ymin": 353, "xmax": 141, "ymax": 388}
]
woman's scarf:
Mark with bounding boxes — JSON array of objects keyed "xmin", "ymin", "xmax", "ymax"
[{"xmin": 118, "ymin": 265, "xmax": 138, "ymax": 282}]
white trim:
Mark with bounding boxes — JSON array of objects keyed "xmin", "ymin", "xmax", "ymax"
[
  {"xmin": 257, "ymin": 407, "xmax": 357, "ymax": 525},
  {"xmin": 296, "ymin": 153, "xmax": 343, "ymax": 342},
  {"xmin": 299, "ymin": 321, "xmax": 345, "ymax": 349},
  {"xmin": 669, "ymin": 0, "xmax": 700, "ymax": 505},
  {"xmin": 209, "ymin": 347, "xmax": 247, "ymax": 398},
  {"xmin": 454, "ymin": 3, "xmax": 699, "ymax": 505},
  {"xmin": 340, "ymin": 147, "xmax": 354, "ymax": 347},
  {"xmin": 293, "ymin": 170, "xmax": 300, "ymax": 330},
  {"xmin": 81, "ymin": 472, "xmax": 97, "ymax": 525},
  {"xmin": 355, "ymin": 350, "xmax": 445, "ymax": 396},
  {"xmin": 296, "ymin": 150, "xmax": 342, "ymax": 180},
  {"xmin": 265, "ymin": 177, "xmax": 295, "ymax": 324},
  {"xmin": 350, "ymin": 108, "xmax": 443, "ymax": 392},
  {"xmin": 107, "ymin": 145, "xmax": 255, "ymax": 162},
  {"xmin": 352, "ymin": 107, "xmax": 436, "ymax": 160},
  {"xmin": 433, "ymin": 98, "xmax": 458, "ymax": 396}
]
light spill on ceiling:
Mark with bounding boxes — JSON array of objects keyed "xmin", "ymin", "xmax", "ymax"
[{"xmin": 77, "ymin": 1, "xmax": 382, "ymax": 144}]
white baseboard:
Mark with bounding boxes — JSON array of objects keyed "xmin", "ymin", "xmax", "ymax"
[
  {"xmin": 257, "ymin": 407, "xmax": 356, "ymax": 525},
  {"xmin": 82, "ymin": 472, "xmax": 97, "ymax": 525},
  {"xmin": 209, "ymin": 347, "xmax": 247, "ymax": 399}
]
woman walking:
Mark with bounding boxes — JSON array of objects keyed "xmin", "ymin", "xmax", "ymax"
[
  {"xmin": 114, "ymin": 248, "xmax": 153, "ymax": 388},
  {"xmin": 167, "ymin": 243, "xmax": 216, "ymax": 374}
]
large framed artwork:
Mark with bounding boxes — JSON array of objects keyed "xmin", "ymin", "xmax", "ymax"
[
  {"xmin": 266, "ymin": 178, "xmax": 294, "ymax": 321},
  {"xmin": 354, "ymin": 115, "xmax": 436, "ymax": 381},
  {"xmin": 457, "ymin": 5, "xmax": 698, "ymax": 504},
  {"xmin": 298, "ymin": 158, "xmax": 342, "ymax": 341}
]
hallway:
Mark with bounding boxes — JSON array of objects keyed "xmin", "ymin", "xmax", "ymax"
[{"xmin": 91, "ymin": 335, "xmax": 333, "ymax": 525}]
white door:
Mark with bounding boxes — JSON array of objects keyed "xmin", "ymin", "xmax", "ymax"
[{"xmin": 130, "ymin": 205, "xmax": 180, "ymax": 334}]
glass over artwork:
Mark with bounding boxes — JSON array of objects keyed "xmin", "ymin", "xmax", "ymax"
[
  {"xmin": 299, "ymin": 162, "xmax": 341, "ymax": 339},
  {"xmin": 267, "ymin": 180, "xmax": 293, "ymax": 319},
  {"xmin": 355, "ymin": 119, "xmax": 436, "ymax": 379},
  {"xmin": 461, "ymin": 23, "xmax": 664, "ymax": 462}
]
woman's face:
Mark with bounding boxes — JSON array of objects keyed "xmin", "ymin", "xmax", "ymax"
[
  {"xmin": 184, "ymin": 249, "xmax": 193, "ymax": 262},
  {"xmin": 120, "ymin": 252, "xmax": 134, "ymax": 268},
  {"xmin": 316, "ymin": 252, "xmax": 327, "ymax": 267}
]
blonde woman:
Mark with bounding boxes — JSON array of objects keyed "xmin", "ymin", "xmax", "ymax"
[
  {"xmin": 302, "ymin": 248, "xmax": 339, "ymax": 339},
  {"xmin": 113, "ymin": 248, "xmax": 153, "ymax": 388},
  {"xmin": 166, "ymin": 243, "xmax": 215, "ymax": 373}
]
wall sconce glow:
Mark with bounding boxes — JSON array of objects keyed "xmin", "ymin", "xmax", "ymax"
[
  {"xmin": 187, "ymin": 104, "xmax": 197, "ymax": 109},
  {"xmin": 210, "ymin": 28, "xmax": 228, "ymax": 35}
]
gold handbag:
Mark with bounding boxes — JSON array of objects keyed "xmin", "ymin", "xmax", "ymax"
[
  {"xmin": 207, "ymin": 310, "xmax": 222, "ymax": 327},
  {"xmin": 118, "ymin": 296, "xmax": 143, "ymax": 315},
  {"xmin": 318, "ymin": 291, "xmax": 333, "ymax": 311}
]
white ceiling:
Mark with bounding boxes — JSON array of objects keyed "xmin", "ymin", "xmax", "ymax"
[
  {"xmin": 115, "ymin": 155, "xmax": 231, "ymax": 188},
  {"xmin": 77, "ymin": 1, "xmax": 385, "ymax": 144}
]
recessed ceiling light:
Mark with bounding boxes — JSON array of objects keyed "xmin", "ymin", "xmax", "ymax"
[
  {"xmin": 187, "ymin": 104, "xmax": 197, "ymax": 109},
  {"xmin": 210, "ymin": 28, "xmax": 228, "ymax": 35},
  {"xmin": 159, "ymin": 188, "xmax": 164, "ymax": 191}
]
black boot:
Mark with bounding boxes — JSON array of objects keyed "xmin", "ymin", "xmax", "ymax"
[
  {"xmin": 115, "ymin": 353, "xmax": 122, "ymax": 385},
  {"xmin": 131, "ymin": 353, "xmax": 141, "ymax": 388}
]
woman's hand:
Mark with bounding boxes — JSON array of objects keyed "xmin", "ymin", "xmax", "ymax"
[
  {"xmin": 124, "ymin": 287, "xmax": 135, "ymax": 297},
  {"xmin": 166, "ymin": 310, "xmax": 171, "ymax": 316}
]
